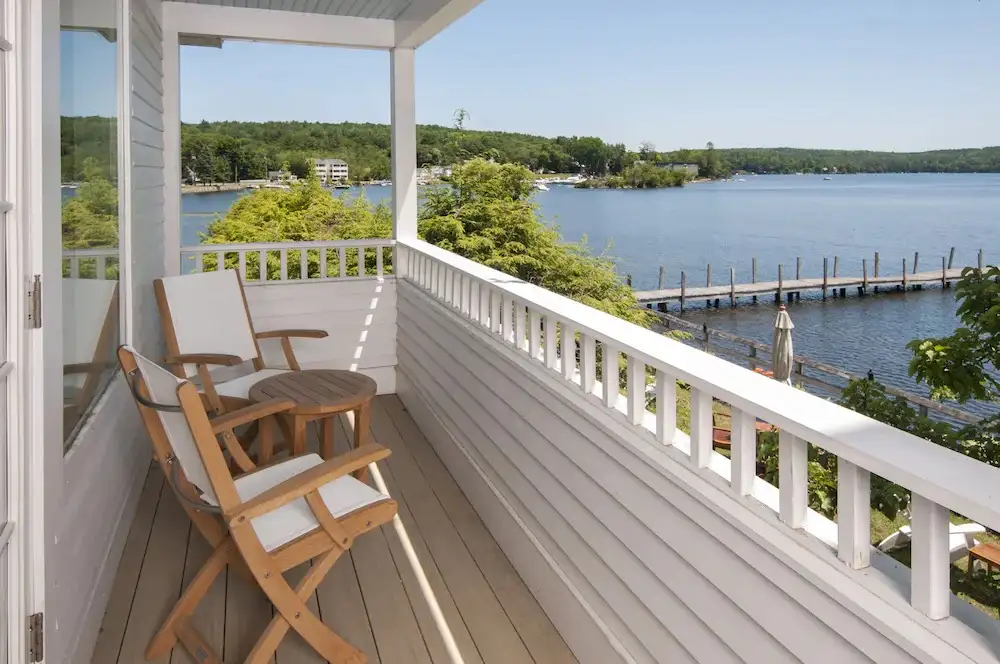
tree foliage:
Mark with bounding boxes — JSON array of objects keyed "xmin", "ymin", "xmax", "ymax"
[
  {"xmin": 907, "ymin": 266, "xmax": 1000, "ymax": 404},
  {"xmin": 61, "ymin": 157, "xmax": 119, "ymax": 278},
  {"xmin": 577, "ymin": 163, "xmax": 688, "ymax": 189}
]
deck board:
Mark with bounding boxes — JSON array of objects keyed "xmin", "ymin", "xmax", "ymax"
[{"xmin": 89, "ymin": 395, "xmax": 574, "ymax": 664}]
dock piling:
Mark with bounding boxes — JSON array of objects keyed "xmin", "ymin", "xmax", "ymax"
[
  {"xmin": 777, "ymin": 264, "xmax": 784, "ymax": 303},
  {"xmin": 862, "ymin": 258, "xmax": 868, "ymax": 294},
  {"xmin": 948, "ymin": 247, "xmax": 956, "ymax": 269},
  {"xmin": 796, "ymin": 257, "xmax": 802, "ymax": 280},
  {"xmin": 680, "ymin": 271, "xmax": 686, "ymax": 312},
  {"xmin": 833, "ymin": 255, "xmax": 839, "ymax": 278},
  {"xmin": 730, "ymin": 267, "xmax": 736, "ymax": 307},
  {"xmin": 913, "ymin": 252, "xmax": 919, "ymax": 274},
  {"xmin": 752, "ymin": 257, "xmax": 757, "ymax": 284},
  {"xmin": 902, "ymin": 259, "xmax": 907, "ymax": 290},
  {"xmin": 874, "ymin": 252, "xmax": 880, "ymax": 293},
  {"xmin": 658, "ymin": 265, "xmax": 665, "ymax": 290},
  {"xmin": 822, "ymin": 257, "xmax": 828, "ymax": 300},
  {"xmin": 626, "ymin": 274, "xmax": 632, "ymax": 287},
  {"xmin": 941, "ymin": 256, "xmax": 947, "ymax": 288}
]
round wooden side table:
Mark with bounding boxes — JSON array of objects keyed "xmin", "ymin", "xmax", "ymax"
[{"xmin": 248, "ymin": 370, "xmax": 378, "ymax": 476}]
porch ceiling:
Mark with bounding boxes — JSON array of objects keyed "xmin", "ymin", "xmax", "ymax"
[{"xmin": 170, "ymin": 0, "xmax": 416, "ymax": 20}]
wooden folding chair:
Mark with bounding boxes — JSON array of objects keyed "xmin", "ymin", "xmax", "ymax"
[
  {"xmin": 119, "ymin": 345, "xmax": 397, "ymax": 664},
  {"xmin": 154, "ymin": 269, "xmax": 328, "ymax": 415}
]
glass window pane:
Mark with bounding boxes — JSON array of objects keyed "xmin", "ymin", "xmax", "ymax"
[{"xmin": 61, "ymin": 0, "xmax": 121, "ymax": 448}]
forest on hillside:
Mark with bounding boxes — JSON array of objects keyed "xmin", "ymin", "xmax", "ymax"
[{"xmin": 61, "ymin": 116, "xmax": 1000, "ymax": 183}]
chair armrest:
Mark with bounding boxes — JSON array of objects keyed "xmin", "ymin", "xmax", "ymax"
[
  {"xmin": 164, "ymin": 353, "xmax": 244, "ymax": 367},
  {"xmin": 255, "ymin": 329, "xmax": 329, "ymax": 340},
  {"xmin": 210, "ymin": 398, "xmax": 296, "ymax": 434},
  {"xmin": 228, "ymin": 443, "xmax": 391, "ymax": 523}
]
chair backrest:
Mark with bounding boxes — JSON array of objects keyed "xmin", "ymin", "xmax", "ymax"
[
  {"xmin": 155, "ymin": 270, "xmax": 261, "ymax": 377},
  {"xmin": 122, "ymin": 345, "xmax": 221, "ymax": 503}
]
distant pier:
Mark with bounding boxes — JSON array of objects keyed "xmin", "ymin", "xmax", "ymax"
[{"xmin": 632, "ymin": 248, "xmax": 983, "ymax": 311}]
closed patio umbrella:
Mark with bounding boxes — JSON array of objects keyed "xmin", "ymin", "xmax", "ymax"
[{"xmin": 772, "ymin": 304, "xmax": 794, "ymax": 384}]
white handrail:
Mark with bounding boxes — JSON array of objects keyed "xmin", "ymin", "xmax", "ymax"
[
  {"xmin": 180, "ymin": 239, "xmax": 395, "ymax": 283},
  {"xmin": 398, "ymin": 237, "xmax": 1000, "ymax": 621}
]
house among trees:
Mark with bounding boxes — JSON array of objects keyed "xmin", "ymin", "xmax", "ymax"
[
  {"xmin": 314, "ymin": 157, "xmax": 350, "ymax": 183},
  {"xmin": 656, "ymin": 162, "xmax": 700, "ymax": 176}
]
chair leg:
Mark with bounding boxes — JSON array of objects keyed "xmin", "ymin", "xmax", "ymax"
[
  {"xmin": 241, "ymin": 545, "xmax": 363, "ymax": 664},
  {"xmin": 146, "ymin": 537, "xmax": 234, "ymax": 659}
]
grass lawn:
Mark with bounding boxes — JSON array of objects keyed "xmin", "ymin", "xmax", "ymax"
[{"xmin": 675, "ymin": 385, "xmax": 1000, "ymax": 618}]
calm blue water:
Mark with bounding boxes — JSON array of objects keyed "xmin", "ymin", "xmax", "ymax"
[{"xmin": 180, "ymin": 174, "xmax": 1000, "ymax": 412}]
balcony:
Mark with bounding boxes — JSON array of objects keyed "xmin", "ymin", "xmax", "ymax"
[{"xmin": 80, "ymin": 238, "xmax": 1000, "ymax": 664}]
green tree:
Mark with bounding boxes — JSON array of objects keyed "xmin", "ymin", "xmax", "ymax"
[
  {"xmin": 62, "ymin": 158, "xmax": 119, "ymax": 250},
  {"xmin": 907, "ymin": 266, "xmax": 1000, "ymax": 405}
]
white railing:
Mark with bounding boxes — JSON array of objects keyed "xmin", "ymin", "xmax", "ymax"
[
  {"xmin": 180, "ymin": 240, "xmax": 395, "ymax": 283},
  {"xmin": 63, "ymin": 248, "xmax": 119, "ymax": 280},
  {"xmin": 397, "ymin": 238, "xmax": 1000, "ymax": 622}
]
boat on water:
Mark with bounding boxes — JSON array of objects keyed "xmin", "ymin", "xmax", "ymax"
[
  {"xmin": 534, "ymin": 181, "xmax": 551, "ymax": 191},
  {"xmin": 546, "ymin": 174, "xmax": 587, "ymax": 185},
  {"xmin": 823, "ymin": 176, "xmax": 833, "ymax": 181}
]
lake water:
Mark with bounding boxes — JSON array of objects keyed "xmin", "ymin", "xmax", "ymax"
[{"xmin": 182, "ymin": 174, "xmax": 1000, "ymax": 414}]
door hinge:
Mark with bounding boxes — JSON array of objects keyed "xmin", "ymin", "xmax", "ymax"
[
  {"xmin": 26, "ymin": 275, "xmax": 41, "ymax": 329},
  {"xmin": 28, "ymin": 612, "xmax": 43, "ymax": 662}
]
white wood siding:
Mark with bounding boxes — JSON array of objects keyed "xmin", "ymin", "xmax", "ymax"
[
  {"xmin": 244, "ymin": 278, "xmax": 397, "ymax": 393},
  {"xmin": 61, "ymin": 0, "xmax": 165, "ymax": 662},
  {"xmin": 395, "ymin": 280, "xmax": 930, "ymax": 664}
]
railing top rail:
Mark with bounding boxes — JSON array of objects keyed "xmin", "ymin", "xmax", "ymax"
[
  {"xmin": 180, "ymin": 239, "xmax": 394, "ymax": 253},
  {"xmin": 63, "ymin": 248, "xmax": 120, "ymax": 257},
  {"xmin": 400, "ymin": 238, "xmax": 1000, "ymax": 531}
]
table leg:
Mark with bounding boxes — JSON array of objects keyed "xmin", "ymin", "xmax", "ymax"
[
  {"xmin": 353, "ymin": 402, "xmax": 371, "ymax": 482},
  {"xmin": 321, "ymin": 417, "xmax": 335, "ymax": 460},
  {"xmin": 968, "ymin": 553, "xmax": 974, "ymax": 579},
  {"xmin": 259, "ymin": 416, "xmax": 274, "ymax": 465},
  {"xmin": 291, "ymin": 416, "xmax": 308, "ymax": 457}
]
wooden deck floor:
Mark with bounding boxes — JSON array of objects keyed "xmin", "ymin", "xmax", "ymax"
[{"xmin": 90, "ymin": 395, "xmax": 577, "ymax": 664}]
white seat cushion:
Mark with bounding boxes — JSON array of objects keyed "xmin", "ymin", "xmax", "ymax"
[
  {"xmin": 206, "ymin": 369, "xmax": 290, "ymax": 400},
  {"xmin": 217, "ymin": 453, "xmax": 388, "ymax": 552}
]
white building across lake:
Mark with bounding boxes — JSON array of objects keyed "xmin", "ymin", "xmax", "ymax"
[{"xmin": 315, "ymin": 157, "xmax": 349, "ymax": 183}]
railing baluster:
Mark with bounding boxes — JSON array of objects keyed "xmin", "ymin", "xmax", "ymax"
[
  {"xmin": 280, "ymin": 249, "xmax": 288, "ymax": 281},
  {"xmin": 529, "ymin": 310, "xmax": 541, "ymax": 359},
  {"xmin": 836, "ymin": 459, "xmax": 871, "ymax": 569},
  {"xmin": 655, "ymin": 370, "xmax": 676, "ymax": 445},
  {"xmin": 479, "ymin": 283, "xmax": 491, "ymax": 328},
  {"xmin": 376, "ymin": 245, "xmax": 384, "ymax": 276},
  {"xmin": 911, "ymin": 493, "xmax": 950, "ymax": 619},
  {"xmin": 319, "ymin": 248, "xmax": 327, "ymax": 279},
  {"xmin": 490, "ymin": 288, "xmax": 501, "ymax": 335},
  {"xmin": 300, "ymin": 249, "xmax": 309, "ymax": 280},
  {"xmin": 544, "ymin": 316, "xmax": 557, "ymax": 370},
  {"xmin": 689, "ymin": 388, "xmax": 712, "ymax": 468},
  {"xmin": 239, "ymin": 250, "xmax": 248, "ymax": 279},
  {"xmin": 501, "ymin": 295, "xmax": 513, "ymax": 344},
  {"xmin": 461, "ymin": 274, "xmax": 471, "ymax": 316},
  {"xmin": 602, "ymin": 343, "xmax": 619, "ymax": 408},
  {"xmin": 779, "ymin": 430, "xmax": 807, "ymax": 528},
  {"xmin": 580, "ymin": 334, "xmax": 596, "ymax": 395},
  {"xmin": 452, "ymin": 271, "xmax": 461, "ymax": 309},
  {"xmin": 70, "ymin": 258, "xmax": 80, "ymax": 278},
  {"xmin": 626, "ymin": 356, "xmax": 645, "ymax": 426},
  {"xmin": 194, "ymin": 254, "xmax": 203, "ymax": 273},
  {"xmin": 730, "ymin": 409, "xmax": 756, "ymax": 495},
  {"xmin": 470, "ymin": 281, "xmax": 480, "ymax": 322},
  {"xmin": 339, "ymin": 247, "xmax": 347, "ymax": 279},
  {"xmin": 258, "ymin": 251, "xmax": 266, "ymax": 281},
  {"xmin": 215, "ymin": 252, "xmax": 224, "ymax": 273},
  {"xmin": 358, "ymin": 247, "xmax": 366, "ymax": 277},
  {"xmin": 514, "ymin": 301, "xmax": 527, "ymax": 350},
  {"xmin": 97, "ymin": 256, "xmax": 107, "ymax": 279},
  {"xmin": 561, "ymin": 323, "xmax": 576, "ymax": 381}
]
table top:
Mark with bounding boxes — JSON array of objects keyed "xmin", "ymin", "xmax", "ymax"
[
  {"xmin": 248, "ymin": 370, "xmax": 377, "ymax": 415},
  {"xmin": 969, "ymin": 542, "xmax": 1000, "ymax": 565}
]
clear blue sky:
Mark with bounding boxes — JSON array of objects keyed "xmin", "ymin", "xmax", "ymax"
[{"xmin": 70, "ymin": 0, "xmax": 1000, "ymax": 152}]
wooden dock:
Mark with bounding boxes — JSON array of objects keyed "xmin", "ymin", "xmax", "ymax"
[{"xmin": 633, "ymin": 249, "xmax": 982, "ymax": 311}]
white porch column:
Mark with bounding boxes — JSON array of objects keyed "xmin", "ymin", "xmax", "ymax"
[
  {"xmin": 162, "ymin": 10, "xmax": 180, "ymax": 275},
  {"xmin": 390, "ymin": 47, "xmax": 417, "ymax": 240}
]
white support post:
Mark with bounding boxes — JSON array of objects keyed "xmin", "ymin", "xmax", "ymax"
[
  {"xmin": 162, "ymin": 18, "xmax": 181, "ymax": 276},
  {"xmin": 911, "ymin": 493, "xmax": 950, "ymax": 619},
  {"xmin": 626, "ymin": 356, "xmax": 645, "ymax": 426},
  {"xmin": 561, "ymin": 323, "xmax": 576, "ymax": 381},
  {"xmin": 730, "ymin": 409, "xmax": 756, "ymax": 496},
  {"xmin": 779, "ymin": 430, "xmax": 808, "ymax": 528},
  {"xmin": 514, "ymin": 301, "xmax": 526, "ymax": 351},
  {"xmin": 837, "ymin": 458, "xmax": 871, "ymax": 569},
  {"xmin": 655, "ymin": 371, "xmax": 676, "ymax": 445},
  {"xmin": 490, "ymin": 288, "xmax": 501, "ymax": 335},
  {"xmin": 689, "ymin": 388, "xmax": 712, "ymax": 468},
  {"xmin": 390, "ymin": 48, "xmax": 417, "ymax": 240},
  {"xmin": 543, "ymin": 316, "xmax": 558, "ymax": 370},
  {"xmin": 479, "ymin": 283, "xmax": 491, "ymax": 328},
  {"xmin": 528, "ymin": 310, "xmax": 541, "ymax": 360}
]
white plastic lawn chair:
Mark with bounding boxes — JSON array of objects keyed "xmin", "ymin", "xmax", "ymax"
[{"xmin": 877, "ymin": 521, "xmax": 986, "ymax": 564}]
